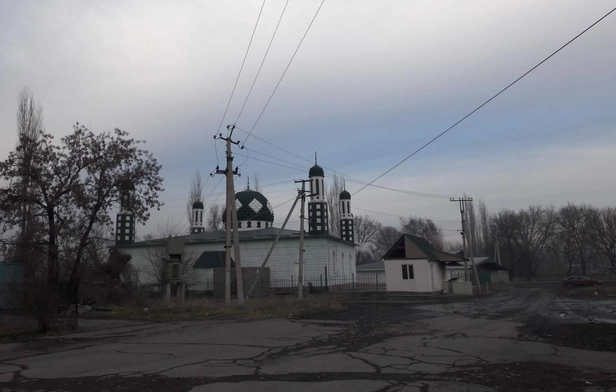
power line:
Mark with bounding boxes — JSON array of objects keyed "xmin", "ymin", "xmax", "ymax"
[
  {"xmin": 236, "ymin": 147, "xmax": 451, "ymax": 199},
  {"xmin": 214, "ymin": 0, "xmax": 267, "ymax": 135},
  {"xmin": 353, "ymin": 6, "xmax": 616, "ymax": 197},
  {"xmin": 241, "ymin": 0, "xmax": 326, "ymax": 146},
  {"xmin": 234, "ymin": 0, "xmax": 291, "ymax": 125}
]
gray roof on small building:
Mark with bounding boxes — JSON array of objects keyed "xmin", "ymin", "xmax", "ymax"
[
  {"xmin": 193, "ymin": 251, "xmax": 234, "ymax": 269},
  {"xmin": 356, "ymin": 261, "xmax": 384, "ymax": 271}
]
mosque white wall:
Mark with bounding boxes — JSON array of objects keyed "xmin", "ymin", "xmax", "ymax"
[{"xmin": 120, "ymin": 236, "xmax": 357, "ymax": 287}]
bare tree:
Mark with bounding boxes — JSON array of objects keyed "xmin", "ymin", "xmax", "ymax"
[
  {"xmin": 353, "ymin": 215, "xmax": 382, "ymax": 247},
  {"xmin": 253, "ymin": 174, "xmax": 260, "ymax": 192},
  {"xmin": 206, "ymin": 203, "xmax": 223, "ymax": 231},
  {"xmin": 593, "ymin": 207, "xmax": 616, "ymax": 270},
  {"xmin": 492, "ymin": 209, "xmax": 522, "ymax": 278},
  {"xmin": 14, "ymin": 88, "xmax": 43, "ymax": 267},
  {"xmin": 326, "ymin": 173, "xmax": 344, "ymax": 237},
  {"xmin": 517, "ymin": 206, "xmax": 557, "ymax": 279},
  {"xmin": 478, "ymin": 200, "xmax": 491, "ymax": 255},
  {"xmin": 557, "ymin": 203, "xmax": 600, "ymax": 276},
  {"xmin": 370, "ymin": 226, "xmax": 401, "ymax": 261},
  {"xmin": 143, "ymin": 246, "xmax": 199, "ymax": 288},
  {"xmin": 186, "ymin": 169, "xmax": 204, "ymax": 228},
  {"xmin": 400, "ymin": 216, "xmax": 444, "ymax": 249}
]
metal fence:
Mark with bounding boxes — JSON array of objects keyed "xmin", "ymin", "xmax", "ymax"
[
  {"xmin": 271, "ymin": 274, "xmax": 384, "ymax": 293},
  {"xmin": 143, "ymin": 273, "xmax": 385, "ymax": 296}
]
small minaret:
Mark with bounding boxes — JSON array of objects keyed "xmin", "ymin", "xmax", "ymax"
[
  {"xmin": 308, "ymin": 153, "xmax": 328, "ymax": 235},
  {"xmin": 190, "ymin": 200, "xmax": 205, "ymax": 234},
  {"xmin": 339, "ymin": 184, "xmax": 354, "ymax": 242},
  {"xmin": 116, "ymin": 181, "xmax": 136, "ymax": 245}
]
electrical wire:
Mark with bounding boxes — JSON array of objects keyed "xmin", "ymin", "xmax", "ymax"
[
  {"xmin": 234, "ymin": 0, "xmax": 292, "ymax": 125},
  {"xmin": 352, "ymin": 6, "xmax": 616, "ymax": 197},
  {"xmin": 214, "ymin": 0, "xmax": 267, "ymax": 135},
  {"xmin": 241, "ymin": 0, "xmax": 326, "ymax": 146}
]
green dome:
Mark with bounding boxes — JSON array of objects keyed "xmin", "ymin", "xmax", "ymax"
[
  {"xmin": 222, "ymin": 189, "xmax": 274, "ymax": 224},
  {"xmin": 309, "ymin": 164, "xmax": 324, "ymax": 177},
  {"xmin": 340, "ymin": 190, "xmax": 351, "ymax": 200}
]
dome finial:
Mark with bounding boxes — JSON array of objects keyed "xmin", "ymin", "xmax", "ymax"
[
  {"xmin": 247, "ymin": 176, "xmax": 250, "ymax": 190},
  {"xmin": 315, "ymin": 151, "xmax": 317, "ymax": 165}
]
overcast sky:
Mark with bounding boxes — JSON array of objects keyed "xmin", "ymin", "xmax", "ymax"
[{"xmin": 1, "ymin": 1, "xmax": 615, "ymax": 241}]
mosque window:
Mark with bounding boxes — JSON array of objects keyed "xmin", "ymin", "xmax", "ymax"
[
  {"xmin": 238, "ymin": 222, "xmax": 242, "ymax": 228},
  {"xmin": 247, "ymin": 221, "xmax": 252, "ymax": 228},
  {"xmin": 265, "ymin": 222, "xmax": 269, "ymax": 228},
  {"xmin": 257, "ymin": 221, "xmax": 261, "ymax": 228}
]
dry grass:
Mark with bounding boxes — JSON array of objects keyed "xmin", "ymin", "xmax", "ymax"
[
  {"xmin": 565, "ymin": 285, "xmax": 616, "ymax": 298},
  {"xmin": 97, "ymin": 294, "xmax": 347, "ymax": 322},
  {"xmin": 0, "ymin": 312, "xmax": 39, "ymax": 340}
]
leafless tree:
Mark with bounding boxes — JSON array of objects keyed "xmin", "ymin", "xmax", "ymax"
[
  {"xmin": 186, "ymin": 170, "xmax": 204, "ymax": 228},
  {"xmin": 206, "ymin": 203, "xmax": 223, "ymax": 231},
  {"xmin": 492, "ymin": 209, "xmax": 522, "ymax": 278},
  {"xmin": 14, "ymin": 88, "xmax": 43, "ymax": 267},
  {"xmin": 517, "ymin": 206, "xmax": 557, "ymax": 279},
  {"xmin": 353, "ymin": 215, "xmax": 381, "ymax": 247},
  {"xmin": 370, "ymin": 226, "xmax": 401, "ymax": 261},
  {"xmin": 557, "ymin": 204, "xmax": 598, "ymax": 276},
  {"xmin": 478, "ymin": 200, "xmax": 491, "ymax": 255},
  {"xmin": 593, "ymin": 207, "xmax": 616, "ymax": 270},
  {"xmin": 143, "ymin": 245, "xmax": 199, "ymax": 288},
  {"xmin": 253, "ymin": 174, "xmax": 260, "ymax": 192},
  {"xmin": 326, "ymin": 173, "xmax": 344, "ymax": 237},
  {"xmin": 400, "ymin": 216, "xmax": 444, "ymax": 249}
]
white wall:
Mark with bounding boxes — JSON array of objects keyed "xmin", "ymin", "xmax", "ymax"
[
  {"xmin": 120, "ymin": 236, "xmax": 356, "ymax": 285},
  {"xmin": 384, "ymin": 259, "xmax": 445, "ymax": 292}
]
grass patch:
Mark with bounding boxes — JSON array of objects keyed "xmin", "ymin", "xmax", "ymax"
[{"xmin": 94, "ymin": 294, "xmax": 347, "ymax": 322}]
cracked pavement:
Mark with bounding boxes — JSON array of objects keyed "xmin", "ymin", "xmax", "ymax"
[{"xmin": 1, "ymin": 289, "xmax": 616, "ymax": 391}]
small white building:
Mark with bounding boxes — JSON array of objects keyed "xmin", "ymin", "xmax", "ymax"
[{"xmin": 383, "ymin": 234, "xmax": 462, "ymax": 293}]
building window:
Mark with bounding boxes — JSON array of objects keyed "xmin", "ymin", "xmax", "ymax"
[
  {"xmin": 247, "ymin": 221, "xmax": 252, "ymax": 228},
  {"xmin": 257, "ymin": 221, "xmax": 261, "ymax": 228},
  {"xmin": 402, "ymin": 265, "xmax": 414, "ymax": 280},
  {"xmin": 238, "ymin": 221, "xmax": 242, "ymax": 228},
  {"xmin": 265, "ymin": 222, "xmax": 269, "ymax": 228}
]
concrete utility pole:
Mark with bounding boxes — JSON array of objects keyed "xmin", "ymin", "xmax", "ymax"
[
  {"xmin": 450, "ymin": 197, "xmax": 481, "ymax": 290},
  {"xmin": 246, "ymin": 193, "xmax": 300, "ymax": 298},
  {"xmin": 463, "ymin": 199, "xmax": 481, "ymax": 291},
  {"xmin": 215, "ymin": 125, "xmax": 244, "ymax": 306},
  {"xmin": 294, "ymin": 179, "xmax": 310, "ymax": 300}
]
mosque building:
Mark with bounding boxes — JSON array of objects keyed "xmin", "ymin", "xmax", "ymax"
[{"xmin": 115, "ymin": 161, "xmax": 357, "ymax": 287}]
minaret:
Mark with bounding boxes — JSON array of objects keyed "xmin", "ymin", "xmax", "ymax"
[
  {"xmin": 308, "ymin": 153, "xmax": 328, "ymax": 235},
  {"xmin": 339, "ymin": 184, "xmax": 354, "ymax": 242},
  {"xmin": 190, "ymin": 200, "xmax": 205, "ymax": 234},
  {"xmin": 115, "ymin": 181, "xmax": 136, "ymax": 245}
]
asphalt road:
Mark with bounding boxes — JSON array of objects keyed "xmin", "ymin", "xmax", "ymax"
[{"xmin": 1, "ymin": 289, "xmax": 616, "ymax": 392}]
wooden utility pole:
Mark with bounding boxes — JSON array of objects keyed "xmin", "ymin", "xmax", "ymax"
[
  {"xmin": 215, "ymin": 125, "xmax": 244, "ymax": 306},
  {"xmin": 450, "ymin": 197, "xmax": 481, "ymax": 289},
  {"xmin": 294, "ymin": 179, "xmax": 310, "ymax": 300}
]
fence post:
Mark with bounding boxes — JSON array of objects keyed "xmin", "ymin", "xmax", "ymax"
[
  {"xmin": 352, "ymin": 273, "xmax": 355, "ymax": 291},
  {"xmin": 325, "ymin": 266, "xmax": 328, "ymax": 292},
  {"xmin": 320, "ymin": 274, "xmax": 323, "ymax": 288},
  {"xmin": 376, "ymin": 273, "xmax": 378, "ymax": 292},
  {"xmin": 291, "ymin": 275, "xmax": 294, "ymax": 289}
]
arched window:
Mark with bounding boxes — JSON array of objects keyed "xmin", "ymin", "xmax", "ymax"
[
  {"xmin": 257, "ymin": 221, "xmax": 261, "ymax": 228},
  {"xmin": 238, "ymin": 221, "xmax": 242, "ymax": 228},
  {"xmin": 247, "ymin": 221, "xmax": 252, "ymax": 228},
  {"xmin": 265, "ymin": 222, "xmax": 269, "ymax": 228}
]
